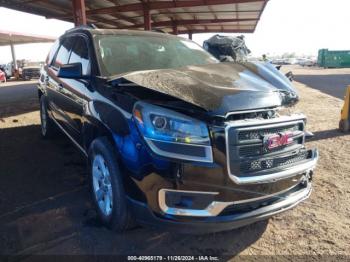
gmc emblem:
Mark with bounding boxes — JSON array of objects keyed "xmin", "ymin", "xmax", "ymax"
[{"xmin": 263, "ymin": 132, "xmax": 293, "ymax": 151}]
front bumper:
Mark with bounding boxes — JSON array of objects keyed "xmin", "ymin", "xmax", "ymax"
[
  {"xmin": 122, "ymin": 114, "xmax": 318, "ymax": 233},
  {"xmin": 128, "ymin": 181, "xmax": 312, "ymax": 234}
]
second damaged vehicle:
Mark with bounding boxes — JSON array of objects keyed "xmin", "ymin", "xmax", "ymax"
[{"xmin": 38, "ymin": 27, "xmax": 318, "ymax": 233}]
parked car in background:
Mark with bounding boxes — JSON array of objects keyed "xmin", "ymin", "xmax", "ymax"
[
  {"xmin": 22, "ymin": 66, "xmax": 41, "ymax": 80},
  {"xmin": 298, "ymin": 58, "xmax": 317, "ymax": 67},
  {"xmin": 4, "ymin": 63, "xmax": 13, "ymax": 79},
  {"xmin": 21, "ymin": 62, "xmax": 42, "ymax": 80},
  {"xmin": 0, "ymin": 69, "xmax": 6, "ymax": 83},
  {"xmin": 271, "ymin": 58, "xmax": 291, "ymax": 65},
  {"xmin": 38, "ymin": 26, "xmax": 318, "ymax": 233},
  {"xmin": 0, "ymin": 63, "xmax": 12, "ymax": 80}
]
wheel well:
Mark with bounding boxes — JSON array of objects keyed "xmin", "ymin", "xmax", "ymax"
[{"xmin": 83, "ymin": 122, "xmax": 115, "ymax": 153}]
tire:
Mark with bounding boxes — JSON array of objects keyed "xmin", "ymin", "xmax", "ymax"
[
  {"xmin": 88, "ymin": 137, "xmax": 134, "ymax": 232},
  {"xmin": 39, "ymin": 95, "xmax": 57, "ymax": 138}
]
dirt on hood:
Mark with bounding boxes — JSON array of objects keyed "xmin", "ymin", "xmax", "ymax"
[{"xmin": 109, "ymin": 62, "xmax": 298, "ymax": 115}]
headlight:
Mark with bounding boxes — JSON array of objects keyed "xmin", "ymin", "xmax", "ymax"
[{"xmin": 133, "ymin": 102, "xmax": 213, "ymax": 163}]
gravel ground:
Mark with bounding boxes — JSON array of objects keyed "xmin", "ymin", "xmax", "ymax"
[
  {"xmin": 0, "ymin": 67, "xmax": 350, "ymax": 259},
  {"xmin": 291, "ymin": 65, "xmax": 350, "ymax": 99}
]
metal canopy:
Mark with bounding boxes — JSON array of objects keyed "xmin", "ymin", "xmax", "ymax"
[
  {"xmin": 0, "ymin": 30, "xmax": 55, "ymax": 70},
  {"xmin": 0, "ymin": 0, "xmax": 268, "ymax": 35},
  {"xmin": 0, "ymin": 30, "xmax": 55, "ymax": 46}
]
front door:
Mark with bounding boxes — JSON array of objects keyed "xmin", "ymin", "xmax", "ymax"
[{"xmin": 55, "ymin": 35, "xmax": 92, "ymax": 144}]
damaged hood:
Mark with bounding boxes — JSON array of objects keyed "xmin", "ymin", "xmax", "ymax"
[{"xmin": 108, "ymin": 62, "xmax": 298, "ymax": 116}]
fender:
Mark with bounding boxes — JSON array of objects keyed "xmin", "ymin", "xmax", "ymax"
[
  {"xmin": 82, "ymin": 101, "xmax": 147, "ymax": 201},
  {"xmin": 82, "ymin": 100, "xmax": 130, "ymax": 151}
]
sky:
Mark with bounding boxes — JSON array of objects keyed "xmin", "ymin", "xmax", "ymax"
[{"xmin": 0, "ymin": 0, "xmax": 350, "ymax": 64}]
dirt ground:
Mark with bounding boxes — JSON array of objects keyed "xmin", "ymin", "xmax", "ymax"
[{"xmin": 0, "ymin": 67, "xmax": 350, "ymax": 260}]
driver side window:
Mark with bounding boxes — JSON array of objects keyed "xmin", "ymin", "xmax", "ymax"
[{"xmin": 69, "ymin": 36, "xmax": 91, "ymax": 75}]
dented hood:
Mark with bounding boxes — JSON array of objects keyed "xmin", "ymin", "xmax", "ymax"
[{"xmin": 109, "ymin": 62, "xmax": 298, "ymax": 116}]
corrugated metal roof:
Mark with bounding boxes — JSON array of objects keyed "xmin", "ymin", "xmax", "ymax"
[{"xmin": 0, "ymin": 0, "xmax": 268, "ymax": 34}]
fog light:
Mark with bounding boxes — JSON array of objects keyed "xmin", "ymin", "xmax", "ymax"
[
  {"xmin": 250, "ymin": 160, "xmax": 261, "ymax": 170},
  {"xmin": 265, "ymin": 159, "xmax": 274, "ymax": 168}
]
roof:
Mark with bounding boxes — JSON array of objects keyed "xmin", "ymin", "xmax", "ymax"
[
  {"xmin": 68, "ymin": 27, "xmax": 193, "ymax": 38},
  {"xmin": 0, "ymin": 30, "xmax": 56, "ymax": 46},
  {"xmin": 0, "ymin": 0, "xmax": 269, "ymax": 34}
]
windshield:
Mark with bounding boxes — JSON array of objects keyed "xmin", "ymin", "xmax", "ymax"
[{"xmin": 96, "ymin": 34, "xmax": 218, "ymax": 76}]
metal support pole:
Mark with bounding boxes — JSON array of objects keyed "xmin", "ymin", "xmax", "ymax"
[
  {"xmin": 188, "ymin": 32, "xmax": 193, "ymax": 40},
  {"xmin": 72, "ymin": 0, "xmax": 87, "ymax": 26},
  {"xmin": 10, "ymin": 42, "xmax": 17, "ymax": 70},
  {"xmin": 143, "ymin": 7, "xmax": 151, "ymax": 30},
  {"xmin": 172, "ymin": 22, "xmax": 178, "ymax": 35}
]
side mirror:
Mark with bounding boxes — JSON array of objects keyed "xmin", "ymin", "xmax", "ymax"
[
  {"xmin": 285, "ymin": 71, "xmax": 294, "ymax": 82},
  {"xmin": 57, "ymin": 63, "xmax": 87, "ymax": 79}
]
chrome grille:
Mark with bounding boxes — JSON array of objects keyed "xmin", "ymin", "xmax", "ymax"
[
  {"xmin": 238, "ymin": 124, "xmax": 300, "ymax": 141},
  {"xmin": 226, "ymin": 117, "xmax": 306, "ymax": 178},
  {"xmin": 239, "ymin": 140, "xmax": 299, "ymax": 157}
]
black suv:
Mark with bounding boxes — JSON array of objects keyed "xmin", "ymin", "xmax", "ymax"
[{"xmin": 38, "ymin": 26, "xmax": 318, "ymax": 233}]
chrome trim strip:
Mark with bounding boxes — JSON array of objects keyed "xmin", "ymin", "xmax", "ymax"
[
  {"xmin": 158, "ymin": 184, "xmax": 311, "ymax": 217},
  {"xmin": 159, "ymin": 189, "xmax": 219, "ymax": 195},
  {"xmin": 145, "ymin": 138, "xmax": 213, "ymax": 163},
  {"xmin": 158, "ymin": 189, "xmax": 229, "ymax": 217},
  {"xmin": 50, "ymin": 116, "xmax": 88, "ymax": 157},
  {"xmin": 225, "ymin": 114, "xmax": 306, "ymax": 128},
  {"xmin": 231, "ymin": 183, "xmax": 312, "ymax": 221},
  {"xmin": 225, "ymin": 115, "xmax": 318, "ymax": 184},
  {"xmin": 224, "ymin": 108, "xmax": 275, "ymax": 118},
  {"xmin": 233, "ymin": 183, "xmax": 299, "ymax": 204}
]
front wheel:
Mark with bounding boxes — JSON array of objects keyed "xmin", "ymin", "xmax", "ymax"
[{"xmin": 88, "ymin": 137, "xmax": 134, "ymax": 232}]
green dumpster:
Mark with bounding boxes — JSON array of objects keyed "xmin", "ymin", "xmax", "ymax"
[{"xmin": 318, "ymin": 49, "xmax": 350, "ymax": 68}]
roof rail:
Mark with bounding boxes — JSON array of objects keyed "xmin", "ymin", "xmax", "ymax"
[
  {"xmin": 152, "ymin": 28, "xmax": 167, "ymax": 34},
  {"xmin": 88, "ymin": 23, "xmax": 98, "ymax": 29},
  {"xmin": 65, "ymin": 24, "xmax": 97, "ymax": 34}
]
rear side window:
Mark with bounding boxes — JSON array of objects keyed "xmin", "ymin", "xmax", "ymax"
[
  {"xmin": 46, "ymin": 39, "xmax": 59, "ymax": 65},
  {"xmin": 69, "ymin": 37, "xmax": 90, "ymax": 75},
  {"xmin": 53, "ymin": 38, "xmax": 74, "ymax": 69}
]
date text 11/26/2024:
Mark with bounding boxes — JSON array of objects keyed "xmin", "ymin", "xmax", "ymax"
[{"xmin": 127, "ymin": 256, "xmax": 219, "ymax": 261}]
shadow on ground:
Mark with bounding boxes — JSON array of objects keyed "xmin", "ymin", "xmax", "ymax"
[
  {"xmin": 0, "ymin": 124, "xmax": 267, "ymax": 257},
  {"xmin": 0, "ymin": 82, "xmax": 39, "ymax": 118},
  {"xmin": 310, "ymin": 128, "xmax": 348, "ymax": 142},
  {"xmin": 295, "ymin": 74, "xmax": 350, "ymax": 99},
  {"xmin": 0, "ymin": 101, "xmax": 39, "ymax": 119}
]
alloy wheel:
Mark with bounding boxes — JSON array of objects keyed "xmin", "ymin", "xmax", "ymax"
[{"xmin": 92, "ymin": 154, "xmax": 114, "ymax": 216}]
